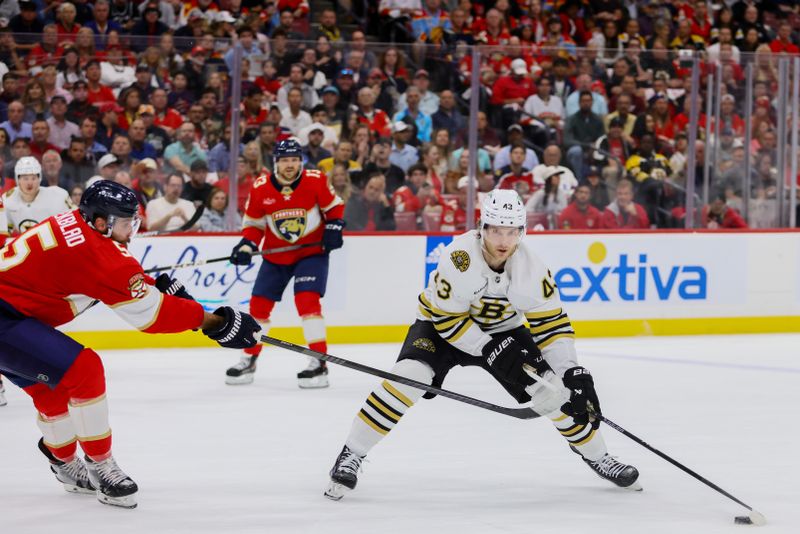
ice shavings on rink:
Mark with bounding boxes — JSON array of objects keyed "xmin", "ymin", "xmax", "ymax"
[{"xmin": 1, "ymin": 334, "xmax": 798, "ymax": 534}]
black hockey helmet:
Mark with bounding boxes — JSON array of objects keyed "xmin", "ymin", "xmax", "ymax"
[{"xmin": 79, "ymin": 180, "xmax": 140, "ymax": 236}]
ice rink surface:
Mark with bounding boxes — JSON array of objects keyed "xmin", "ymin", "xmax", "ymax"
[{"xmin": 1, "ymin": 334, "xmax": 798, "ymax": 534}]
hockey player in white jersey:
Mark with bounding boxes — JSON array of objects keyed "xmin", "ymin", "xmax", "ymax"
[
  {"xmin": 325, "ymin": 189, "xmax": 640, "ymax": 500},
  {"xmin": 0, "ymin": 156, "xmax": 75, "ymax": 243}
]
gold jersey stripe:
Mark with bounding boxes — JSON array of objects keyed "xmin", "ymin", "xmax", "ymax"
[
  {"xmin": 525, "ymin": 308, "xmax": 562, "ymax": 320},
  {"xmin": 444, "ymin": 318, "xmax": 473, "ymax": 342},
  {"xmin": 358, "ymin": 411, "xmax": 389, "ymax": 435},
  {"xmin": 538, "ymin": 332, "xmax": 576, "ymax": 349},
  {"xmin": 418, "ymin": 293, "xmax": 464, "ymax": 317},
  {"xmin": 530, "ymin": 316, "xmax": 572, "ymax": 334},
  {"xmin": 382, "ymin": 380, "xmax": 413, "ymax": 407},
  {"xmin": 432, "ymin": 314, "xmax": 470, "ymax": 332}
]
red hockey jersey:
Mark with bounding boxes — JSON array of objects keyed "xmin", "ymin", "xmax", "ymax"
[
  {"xmin": 0, "ymin": 210, "xmax": 204, "ymax": 332},
  {"xmin": 242, "ymin": 168, "xmax": 344, "ymax": 265}
]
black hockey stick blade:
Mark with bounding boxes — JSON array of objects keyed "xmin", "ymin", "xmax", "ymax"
[
  {"xmin": 596, "ymin": 413, "xmax": 765, "ymax": 521},
  {"xmin": 261, "ymin": 335, "xmax": 542, "ymax": 420},
  {"xmin": 137, "ymin": 204, "xmax": 206, "ymax": 237},
  {"xmin": 144, "ymin": 242, "xmax": 322, "ymax": 274}
]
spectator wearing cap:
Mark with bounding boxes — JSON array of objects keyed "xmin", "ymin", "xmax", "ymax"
[
  {"xmin": 397, "ymin": 70, "xmax": 439, "ymax": 118},
  {"xmin": 523, "ymin": 77, "xmax": 565, "ymax": 130},
  {"xmin": 85, "ymin": 0, "xmax": 123, "ymax": 49},
  {"xmin": 344, "ymin": 173, "xmax": 396, "ymax": 232},
  {"xmin": 491, "ymin": 58, "xmax": 536, "ymax": 112},
  {"xmin": 299, "ymin": 123, "xmax": 332, "ymax": 170},
  {"xmin": 128, "ymin": 118, "xmax": 158, "ymax": 162},
  {"xmin": 564, "ymin": 90, "xmax": 605, "ymax": 180},
  {"xmin": 124, "ymin": 64, "xmax": 157, "ymax": 101},
  {"xmin": 364, "ymin": 67, "xmax": 394, "ymax": 117},
  {"xmin": 29, "ymin": 119, "xmax": 61, "ymax": 162},
  {"xmin": 320, "ymin": 86, "xmax": 345, "ymax": 130},
  {"xmin": 532, "ymin": 144, "xmax": 578, "ymax": 196},
  {"xmin": 207, "ymin": 124, "xmax": 242, "ymax": 174},
  {"xmin": 557, "ymin": 183, "xmax": 602, "ymax": 230},
  {"xmin": 439, "ymin": 176, "xmax": 481, "ymax": 233},
  {"xmin": 0, "ymin": 101, "xmax": 31, "ymax": 144},
  {"xmin": 593, "ymin": 117, "xmax": 632, "ymax": 168},
  {"xmin": 389, "ymin": 121, "xmax": 419, "ymax": 173},
  {"xmin": 565, "ymin": 75, "xmax": 608, "ymax": 119},
  {"xmin": 164, "ymin": 122, "xmax": 207, "ymax": 176},
  {"xmin": 493, "ymin": 124, "xmax": 539, "ymax": 173},
  {"xmin": 362, "ymin": 138, "xmax": 405, "ymax": 195},
  {"xmin": 394, "ymin": 87, "xmax": 432, "ymax": 143},
  {"xmin": 334, "ymin": 69, "xmax": 358, "ymax": 114},
  {"xmin": 584, "ymin": 165, "xmax": 612, "ymax": 211},
  {"xmin": 96, "ymin": 153, "xmax": 121, "ymax": 180},
  {"xmin": 525, "ymin": 167, "xmax": 569, "ymax": 224},
  {"xmin": 130, "ymin": 4, "xmax": 169, "ymax": 51},
  {"xmin": 181, "ymin": 159, "xmax": 213, "ymax": 206},
  {"xmin": 276, "ymin": 63, "xmax": 320, "ymax": 112},
  {"xmin": 59, "ymin": 136, "xmax": 95, "ymax": 190},
  {"xmin": 46, "ymin": 96, "xmax": 80, "ymax": 150},
  {"xmin": 601, "ymin": 179, "xmax": 649, "ymax": 229},
  {"xmin": 132, "ymin": 156, "xmax": 162, "ymax": 207},
  {"xmin": 280, "ymin": 87, "xmax": 312, "ymax": 136},
  {"xmin": 299, "ymin": 106, "xmax": 339, "ymax": 148},
  {"xmin": 431, "ymin": 90, "xmax": 466, "ymax": 139},
  {"xmin": 495, "ymin": 142, "xmax": 537, "ymax": 196}
]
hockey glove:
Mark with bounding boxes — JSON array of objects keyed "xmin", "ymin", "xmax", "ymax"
[
  {"xmin": 322, "ymin": 219, "xmax": 345, "ymax": 252},
  {"xmin": 482, "ymin": 334, "xmax": 536, "ymax": 387},
  {"xmin": 561, "ymin": 366, "xmax": 601, "ymax": 425},
  {"xmin": 203, "ymin": 306, "xmax": 262, "ymax": 349},
  {"xmin": 230, "ymin": 238, "xmax": 258, "ymax": 266},
  {"xmin": 154, "ymin": 274, "xmax": 195, "ymax": 301}
]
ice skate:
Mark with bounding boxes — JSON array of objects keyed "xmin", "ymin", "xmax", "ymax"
[
  {"xmin": 325, "ymin": 445, "xmax": 364, "ymax": 501},
  {"xmin": 573, "ymin": 446, "xmax": 641, "ymax": 490},
  {"xmin": 0, "ymin": 378, "xmax": 6, "ymax": 406},
  {"xmin": 38, "ymin": 439, "xmax": 95, "ymax": 495},
  {"xmin": 225, "ymin": 355, "xmax": 258, "ymax": 385},
  {"xmin": 85, "ymin": 455, "xmax": 139, "ymax": 508},
  {"xmin": 298, "ymin": 359, "xmax": 329, "ymax": 389}
]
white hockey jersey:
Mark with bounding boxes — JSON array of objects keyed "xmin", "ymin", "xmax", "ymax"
[
  {"xmin": 0, "ymin": 186, "xmax": 75, "ymax": 236},
  {"xmin": 418, "ymin": 231, "xmax": 578, "ymax": 375}
]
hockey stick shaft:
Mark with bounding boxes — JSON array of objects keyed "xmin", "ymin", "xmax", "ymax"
[
  {"xmin": 523, "ymin": 366, "xmax": 758, "ymax": 512},
  {"xmin": 143, "ymin": 242, "xmax": 322, "ymax": 274},
  {"xmin": 261, "ymin": 335, "xmax": 542, "ymax": 420},
  {"xmin": 137, "ymin": 205, "xmax": 206, "ymax": 237}
]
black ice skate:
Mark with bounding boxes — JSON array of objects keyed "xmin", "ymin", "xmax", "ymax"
[
  {"xmin": 324, "ymin": 445, "xmax": 365, "ymax": 501},
  {"xmin": 85, "ymin": 455, "xmax": 139, "ymax": 508},
  {"xmin": 226, "ymin": 355, "xmax": 258, "ymax": 385},
  {"xmin": 297, "ymin": 360, "xmax": 329, "ymax": 389},
  {"xmin": 38, "ymin": 439, "xmax": 95, "ymax": 495},
  {"xmin": 576, "ymin": 448, "xmax": 642, "ymax": 491}
]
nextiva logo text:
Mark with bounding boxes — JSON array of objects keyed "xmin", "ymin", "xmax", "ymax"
[{"xmin": 555, "ymin": 242, "xmax": 707, "ymax": 302}]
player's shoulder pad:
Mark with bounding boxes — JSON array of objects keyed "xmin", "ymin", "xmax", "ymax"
[
  {"xmin": 4, "ymin": 187, "xmax": 16, "ymax": 198},
  {"xmin": 507, "ymin": 244, "xmax": 555, "ymax": 309}
]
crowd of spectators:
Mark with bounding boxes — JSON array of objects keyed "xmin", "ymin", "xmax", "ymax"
[{"xmin": 1, "ymin": 0, "xmax": 798, "ymax": 235}]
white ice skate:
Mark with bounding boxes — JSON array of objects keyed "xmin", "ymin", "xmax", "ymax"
[
  {"xmin": 38, "ymin": 439, "xmax": 95, "ymax": 495},
  {"xmin": 226, "ymin": 355, "xmax": 258, "ymax": 385},
  {"xmin": 298, "ymin": 359, "xmax": 329, "ymax": 389}
]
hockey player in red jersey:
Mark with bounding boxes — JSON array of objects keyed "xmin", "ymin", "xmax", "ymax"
[
  {"xmin": 225, "ymin": 139, "xmax": 345, "ymax": 388},
  {"xmin": 0, "ymin": 181, "xmax": 261, "ymax": 509}
]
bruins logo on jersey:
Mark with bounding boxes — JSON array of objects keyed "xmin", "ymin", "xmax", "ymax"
[
  {"xmin": 450, "ymin": 250, "xmax": 470, "ymax": 272},
  {"xmin": 272, "ymin": 208, "xmax": 307, "ymax": 242},
  {"xmin": 18, "ymin": 219, "xmax": 38, "ymax": 233},
  {"xmin": 412, "ymin": 337, "xmax": 436, "ymax": 353}
]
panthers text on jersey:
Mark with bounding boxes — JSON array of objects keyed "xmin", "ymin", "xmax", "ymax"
[
  {"xmin": 241, "ymin": 168, "xmax": 344, "ymax": 265},
  {"xmin": 417, "ymin": 230, "xmax": 579, "ymax": 375}
]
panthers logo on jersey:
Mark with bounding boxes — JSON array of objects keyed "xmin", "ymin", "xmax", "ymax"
[{"xmin": 272, "ymin": 208, "xmax": 307, "ymax": 242}]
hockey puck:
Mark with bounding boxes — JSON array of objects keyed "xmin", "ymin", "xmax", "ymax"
[{"xmin": 734, "ymin": 516, "xmax": 753, "ymax": 525}]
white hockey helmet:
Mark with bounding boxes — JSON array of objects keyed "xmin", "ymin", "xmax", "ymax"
[
  {"xmin": 480, "ymin": 189, "xmax": 526, "ymax": 231},
  {"xmin": 15, "ymin": 156, "xmax": 42, "ymax": 182}
]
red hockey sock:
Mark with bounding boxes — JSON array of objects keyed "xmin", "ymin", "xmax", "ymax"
[
  {"xmin": 295, "ymin": 292, "xmax": 327, "ymax": 353},
  {"xmin": 24, "ymin": 383, "xmax": 77, "ymax": 461},
  {"xmin": 60, "ymin": 349, "xmax": 112, "ymax": 461}
]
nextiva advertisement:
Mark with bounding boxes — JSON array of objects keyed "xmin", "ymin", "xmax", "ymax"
[{"xmin": 526, "ymin": 234, "xmax": 746, "ymax": 308}]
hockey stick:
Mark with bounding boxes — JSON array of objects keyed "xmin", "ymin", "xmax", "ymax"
[
  {"xmin": 143, "ymin": 242, "xmax": 322, "ymax": 273},
  {"xmin": 261, "ymin": 335, "xmax": 543, "ymax": 420},
  {"xmin": 137, "ymin": 204, "xmax": 206, "ymax": 238},
  {"xmin": 522, "ymin": 365, "xmax": 767, "ymax": 526}
]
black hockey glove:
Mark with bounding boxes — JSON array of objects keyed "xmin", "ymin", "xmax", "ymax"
[
  {"xmin": 482, "ymin": 334, "xmax": 537, "ymax": 387},
  {"xmin": 561, "ymin": 366, "xmax": 601, "ymax": 426},
  {"xmin": 154, "ymin": 274, "xmax": 195, "ymax": 301},
  {"xmin": 203, "ymin": 306, "xmax": 262, "ymax": 349},
  {"xmin": 230, "ymin": 238, "xmax": 258, "ymax": 266},
  {"xmin": 322, "ymin": 219, "xmax": 345, "ymax": 252}
]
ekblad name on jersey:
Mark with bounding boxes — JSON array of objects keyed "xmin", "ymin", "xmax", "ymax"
[
  {"xmin": 0, "ymin": 210, "xmax": 203, "ymax": 333},
  {"xmin": 417, "ymin": 230, "xmax": 579, "ymax": 375},
  {"xmin": 0, "ymin": 186, "xmax": 76, "ymax": 236},
  {"xmin": 241, "ymin": 168, "xmax": 344, "ymax": 265}
]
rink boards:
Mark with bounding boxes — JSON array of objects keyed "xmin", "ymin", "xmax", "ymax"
[{"xmin": 64, "ymin": 231, "xmax": 800, "ymax": 348}]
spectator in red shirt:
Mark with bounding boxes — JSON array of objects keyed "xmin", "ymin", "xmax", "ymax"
[
  {"xmin": 769, "ymin": 20, "xmax": 799, "ymax": 55},
  {"xmin": 56, "ymin": 2, "xmax": 82, "ymax": 44},
  {"xmin": 491, "ymin": 58, "xmax": 536, "ymax": 107},
  {"xmin": 392, "ymin": 163, "xmax": 442, "ymax": 216},
  {"xmin": 702, "ymin": 191, "xmax": 748, "ymax": 229},
  {"xmin": 149, "ymin": 88, "xmax": 182, "ymax": 138},
  {"xmin": 601, "ymin": 179, "xmax": 650, "ymax": 229},
  {"xmin": 355, "ymin": 87, "xmax": 391, "ymax": 140},
  {"xmin": 558, "ymin": 183, "xmax": 603, "ymax": 230},
  {"xmin": 28, "ymin": 119, "xmax": 61, "ymax": 162},
  {"xmin": 85, "ymin": 60, "xmax": 116, "ymax": 106},
  {"xmin": 26, "ymin": 24, "xmax": 64, "ymax": 70}
]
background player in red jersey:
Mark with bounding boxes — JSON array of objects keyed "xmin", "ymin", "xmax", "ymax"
[
  {"xmin": 0, "ymin": 181, "xmax": 261, "ymax": 509},
  {"xmin": 225, "ymin": 139, "xmax": 345, "ymax": 389}
]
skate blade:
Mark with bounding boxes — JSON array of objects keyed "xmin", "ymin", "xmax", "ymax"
[
  {"xmin": 225, "ymin": 374, "xmax": 255, "ymax": 385},
  {"xmin": 622, "ymin": 480, "xmax": 643, "ymax": 492},
  {"xmin": 299, "ymin": 375, "xmax": 330, "ymax": 389},
  {"xmin": 63, "ymin": 484, "xmax": 96, "ymax": 495},
  {"xmin": 324, "ymin": 481, "xmax": 349, "ymax": 501},
  {"xmin": 97, "ymin": 491, "xmax": 137, "ymax": 509}
]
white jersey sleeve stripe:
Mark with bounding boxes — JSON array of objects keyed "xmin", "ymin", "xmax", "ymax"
[{"xmin": 110, "ymin": 289, "xmax": 164, "ymax": 331}]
